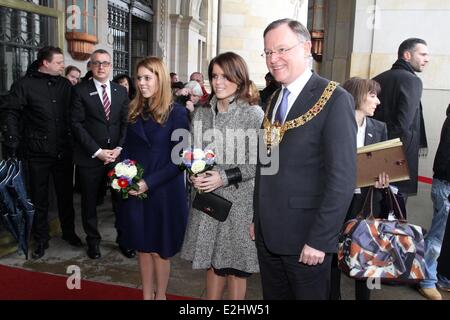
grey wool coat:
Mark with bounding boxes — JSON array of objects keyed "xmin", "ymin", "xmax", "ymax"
[{"xmin": 180, "ymin": 96, "xmax": 264, "ymax": 273}]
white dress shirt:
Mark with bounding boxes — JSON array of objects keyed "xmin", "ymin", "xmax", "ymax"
[
  {"xmin": 354, "ymin": 117, "xmax": 367, "ymax": 194},
  {"xmin": 93, "ymin": 78, "xmax": 111, "ymax": 104},
  {"xmin": 356, "ymin": 117, "xmax": 367, "ymax": 149},
  {"xmin": 271, "ymin": 69, "xmax": 313, "ymax": 124},
  {"xmin": 91, "ymin": 79, "xmax": 119, "ymax": 158}
]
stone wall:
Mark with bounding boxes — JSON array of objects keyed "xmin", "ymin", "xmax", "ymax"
[{"xmin": 219, "ymin": 0, "xmax": 309, "ymax": 87}]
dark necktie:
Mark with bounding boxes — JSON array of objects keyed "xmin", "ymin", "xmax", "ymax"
[
  {"xmin": 101, "ymin": 84, "xmax": 111, "ymax": 121},
  {"xmin": 274, "ymin": 87, "xmax": 290, "ymax": 124}
]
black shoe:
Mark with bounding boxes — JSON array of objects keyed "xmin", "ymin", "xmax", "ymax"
[
  {"xmin": 32, "ymin": 242, "xmax": 49, "ymax": 259},
  {"xmin": 87, "ymin": 243, "xmax": 101, "ymax": 259},
  {"xmin": 62, "ymin": 234, "xmax": 83, "ymax": 247},
  {"xmin": 118, "ymin": 245, "xmax": 136, "ymax": 258}
]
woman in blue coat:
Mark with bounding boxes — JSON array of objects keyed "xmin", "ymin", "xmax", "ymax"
[{"xmin": 117, "ymin": 56, "xmax": 189, "ymax": 300}]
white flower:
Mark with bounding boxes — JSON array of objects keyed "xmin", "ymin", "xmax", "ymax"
[
  {"xmin": 114, "ymin": 163, "xmax": 127, "ymax": 177},
  {"xmin": 123, "ymin": 165, "xmax": 138, "ymax": 179},
  {"xmin": 193, "ymin": 148, "xmax": 205, "ymax": 160},
  {"xmin": 115, "ymin": 162, "xmax": 138, "ymax": 179},
  {"xmin": 191, "ymin": 160, "xmax": 206, "ymax": 174},
  {"xmin": 111, "ymin": 179, "xmax": 120, "ymax": 190}
]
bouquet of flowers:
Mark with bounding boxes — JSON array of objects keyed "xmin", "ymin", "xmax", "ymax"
[
  {"xmin": 179, "ymin": 147, "xmax": 216, "ymax": 175},
  {"xmin": 108, "ymin": 159, "xmax": 147, "ymax": 199}
]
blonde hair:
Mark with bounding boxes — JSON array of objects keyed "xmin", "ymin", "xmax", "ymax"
[{"xmin": 129, "ymin": 56, "xmax": 172, "ymax": 124}]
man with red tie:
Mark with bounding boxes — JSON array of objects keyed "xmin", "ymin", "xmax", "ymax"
[{"xmin": 71, "ymin": 49, "xmax": 131, "ymax": 259}]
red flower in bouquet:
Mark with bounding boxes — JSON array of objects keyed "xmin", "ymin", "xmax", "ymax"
[{"xmin": 117, "ymin": 178, "xmax": 129, "ymax": 188}]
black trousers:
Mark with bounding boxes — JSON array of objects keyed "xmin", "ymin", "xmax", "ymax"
[
  {"xmin": 27, "ymin": 156, "xmax": 75, "ymax": 244},
  {"xmin": 255, "ymin": 222, "xmax": 332, "ymax": 300},
  {"xmin": 78, "ymin": 164, "xmax": 121, "ymax": 246}
]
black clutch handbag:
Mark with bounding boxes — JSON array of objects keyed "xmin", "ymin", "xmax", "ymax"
[{"xmin": 192, "ymin": 192, "xmax": 232, "ymax": 222}]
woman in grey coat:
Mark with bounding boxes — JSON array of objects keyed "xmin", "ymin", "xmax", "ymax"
[{"xmin": 181, "ymin": 52, "xmax": 264, "ymax": 300}]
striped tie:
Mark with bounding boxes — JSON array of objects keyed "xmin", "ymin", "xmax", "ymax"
[{"xmin": 101, "ymin": 84, "xmax": 111, "ymax": 121}]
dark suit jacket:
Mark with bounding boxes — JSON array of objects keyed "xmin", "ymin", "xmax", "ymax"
[
  {"xmin": 71, "ymin": 79, "xmax": 129, "ymax": 167},
  {"xmin": 364, "ymin": 117, "xmax": 387, "ymax": 146},
  {"xmin": 373, "ymin": 59, "xmax": 424, "ymax": 195},
  {"xmin": 433, "ymin": 105, "xmax": 450, "ymax": 182},
  {"xmin": 255, "ymin": 73, "xmax": 357, "ymax": 255}
]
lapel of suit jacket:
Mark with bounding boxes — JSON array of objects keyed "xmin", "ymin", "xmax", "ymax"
[
  {"xmin": 110, "ymin": 81, "xmax": 121, "ymax": 120},
  {"xmin": 285, "ymin": 73, "xmax": 318, "ymax": 122},
  {"xmin": 266, "ymin": 88, "xmax": 282, "ymax": 123},
  {"xmin": 364, "ymin": 118, "xmax": 375, "ymax": 145},
  {"xmin": 88, "ymin": 79, "xmax": 108, "ymax": 123}
]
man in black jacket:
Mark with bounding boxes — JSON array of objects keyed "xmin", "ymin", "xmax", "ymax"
[
  {"xmin": 1, "ymin": 46, "xmax": 81, "ymax": 259},
  {"xmin": 373, "ymin": 38, "xmax": 430, "ymax": 197},
  {"xmin": 418, "ymin": 104, "xmax": 450, "ymax": 300}
]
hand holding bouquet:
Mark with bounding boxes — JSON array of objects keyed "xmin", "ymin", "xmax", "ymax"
[{"xmin": 108, "ymin": 159, "xmax": 147, "ymax": 199}]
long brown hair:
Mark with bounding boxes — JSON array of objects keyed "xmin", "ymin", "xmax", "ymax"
[
  {"xmin": 208, "ymin": 52, "xmax": 253, "ymax": 105},
  {"xmin": 128, "ymin": 56, "xmax": 172, "ymax": 124},
  {"xmin": 342, "ymin": 77, "xmax": 381, "ymax": 110}
]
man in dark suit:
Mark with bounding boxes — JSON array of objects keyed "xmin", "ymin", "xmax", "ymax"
[
  {"xmin": 1, "ymin": 46, "xmax": 81, "ymax": 259},
  {"xmin": 372, "ymin": 38, "xmax": 430, "ymax": 197},
  {"xmin": 253, "ymin": 19, "xmax": 356, "ymax": 300},
  {"xmin": 71, "ymin": 49, "xmax": 132, "ymax": 259}
]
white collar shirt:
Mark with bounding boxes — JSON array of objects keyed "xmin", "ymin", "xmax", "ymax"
[
  {"xmin": 93, "ymin": 78, "xmax": 111, "ymax": 104},
  {"xmin": 271, "ymin": 69, "xmax": 313, "ymax": 123},
  {"xmin": 354, "ymin": 117, "xmax": 367, "ymax": 194},
  {"xmin": 356, "ymin": 117, "xmax": 367, "ymax": 148}
]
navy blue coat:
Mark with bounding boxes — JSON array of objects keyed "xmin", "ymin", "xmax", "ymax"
[{"xmin": 117, "ymin": 104, "xmax": 189, "ymax": 257}]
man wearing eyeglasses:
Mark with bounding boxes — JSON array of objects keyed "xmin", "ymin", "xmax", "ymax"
[
  {"xmin": 254, "ymin": 19, "xmax": 356, "ymax": 299},
  {"xmin": 71, "ymin": 49, "xmax": 132, "ymax": 259}
]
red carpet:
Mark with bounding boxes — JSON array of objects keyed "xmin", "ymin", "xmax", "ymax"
[{"xmin": 0, "ymin": 264, "xmax": 194, "ymax": 300}]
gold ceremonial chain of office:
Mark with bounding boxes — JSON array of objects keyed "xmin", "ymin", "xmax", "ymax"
[{"xmin": 263, "ymin": 81, "xmax": 338, "ymax": 152}]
